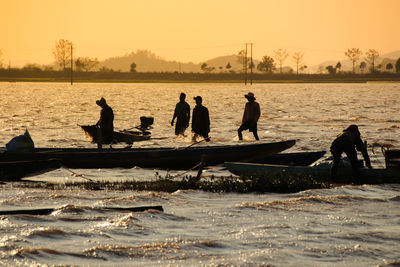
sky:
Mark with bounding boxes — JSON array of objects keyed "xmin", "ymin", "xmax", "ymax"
[{"xmin": 1, "ymin": 0, "xmax": 399, "ymax": 67}]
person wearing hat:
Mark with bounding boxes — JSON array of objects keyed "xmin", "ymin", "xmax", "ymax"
[
  {"xmin": 238, "ymin": 92, "xmax": 261, "ymax": 140},
  {"xmin": 171, "ymin": 92, "xmax": 191, "ymax": 136},
  {"xmin": 95, "ymin": 97, "xmax": 114, "ymax": 147},
  {"xmin": 330, "ymin": 124, "xmax": 372, "ymax": 182},
  {"xmin": 191, "ymin": 96, "xmax": 210, "ymax": 142}
]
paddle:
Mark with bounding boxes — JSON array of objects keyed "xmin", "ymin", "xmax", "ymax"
[
  {"xmin": 182, "ymin": 137, "xmax": 210, "ymax": 150},
  {"xmin": 61, "ymin": 166, "xmax": 94, "ymax": 182}
]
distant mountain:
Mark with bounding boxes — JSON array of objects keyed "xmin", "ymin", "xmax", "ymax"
[
  {"xmin": 99, "ymin": 50, "xmax": 199, "ymax": 72},
  {"xmin": 381, "ymin": 50, "xmax": 400, "ymax": 59},
  {"xmin": 97, "ymin": 49, "xmax": 400, "ymax": 73},
  {"xmin": 98, "ymin": 51, "xmax": 255, "ymax": 73}
]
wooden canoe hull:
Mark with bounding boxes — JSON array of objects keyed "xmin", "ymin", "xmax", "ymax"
[
  {"xmin": 0, "ymin": 159, "xmax": 61, "ymax": 181},
  {"xmin": 224, "ymin": 161, "xmax": 400, "ymax": 184},
  {"xmin": 0, "ymin": 140, "xmax": 296, "ymax": 170},
  {"xmin": 254, "ymin": 151, "xmax": 326, "ymax": 166}
]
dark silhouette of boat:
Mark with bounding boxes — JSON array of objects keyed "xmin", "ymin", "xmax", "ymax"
[
  {"xmin": 0, "ymin": 159, "xmax": 61, "ymax": 181},
  {"xmin": 224, "ymin": 161, "xmax": 400, "ymax": 184},
  {"xmin": 253, "ymin": 151, "xmax": 326, "ymax": 166},
  {"xmin": 0, "ymin": 140, "xmax": 296, "ymax": 170}
]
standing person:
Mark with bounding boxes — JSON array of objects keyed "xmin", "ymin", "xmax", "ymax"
[
  {"xmin": 238, "ymin": 92, "xmax": 261, "ymax": 140},
  {"xmin": 330, "ymin": 124, "xmax": 372, "ymax": 183},
  {"xmin": 192, "ymin": 96, "xmax": 210, "ymax": 142},
  {"xmin": 171, "ymin": 92, "xmax": 190, "ymax": 136},
  {"xmin": 95, "ymin": 97, "xmax": 114, "ymax": 148}
]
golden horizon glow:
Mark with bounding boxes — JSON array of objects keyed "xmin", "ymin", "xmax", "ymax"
[{"xmin": 1, "ymin": 0, "xmax": 399, "ymax": 67}]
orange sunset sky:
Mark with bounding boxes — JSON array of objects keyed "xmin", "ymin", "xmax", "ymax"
[{"xmin": 1, "ymin": 0, "xmax": 399, "ymax": 67}]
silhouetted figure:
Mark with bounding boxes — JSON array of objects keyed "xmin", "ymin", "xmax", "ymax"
[
  {"xmin": 96, "ymin": 97, "xmax": 114, "ymax": 148},
  {"xmin": 238, "ymin": 92, "xmax": 260, "ymax": 140},
  {"xmin": 171, "ymin": 92, "xmax": 190, "ymax": 136},
  {"xmin": 330, "ymin": 124, "xmax": 372, "ymax": 183},
  {"xmin": 192, "ymin": 96, "xmax": 210, "ymax": 142}
]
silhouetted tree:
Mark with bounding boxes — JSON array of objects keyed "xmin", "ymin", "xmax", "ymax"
[
  {"xmin": 53, "ymin": 39, "xmax": 73, "ymax": 71},
  {"xmin": 359, "ymin": 61, "xmax": 367, "ymax": 73},
  {"xmin": 0, "ymin": 49, "xmax": 3, "ymax": 68},
  {"xmin": 317, "ymin": 65, "xmax": 325, "ymax": 74},
  {"xmin": 292, "ymin": 52, "xmax": 304, "ymax": 75},
  {"xmin": 345, "ymin": 48, "xmax": 362, "ymax": 74},
  {"xmin": 386, "ymin": 63, "xmax": 393, "ymax": 72},
  {"xmin": 365, "ymin": 49, "xmax": 379, "ymax": 73},
  {"xmin": 274, "ymin": 49, "xmax": 289, "ymax": 74},
  {"xmin": 299, "ymin": 65, "xmax": 307, "ymax": 73},
  {"xmin": 248, "ymin": 61, "xmax": 255, "ymax": 70},
  {"xmin": 22, "ymin": 64, "xmax": 42, "ymax": 72},
  {"xmin": 200, "ymin": 63, "xmax": 214, "ymax": 73},
  {"xmin": 335, "ymin": 62, "xmax": 342, "ymax": 73},
  {"xmin": 326, "ymin": 65, "xmax": 336, "ymax": 75},
  {"xmin": 396, "ymin": 58, "xmax": 400, "ymax": 73},
  {"xmin": 236, "ymin": 49, "xmax": 249, "ymax": 73},
  {"xmin": 43, "ymin": 66, "xmax": 54, "ymax": 71},
  {"xmin": 75, "ymin": 57, "xmax": 99, "ymax": 72},
  {"xmin": 130, "ymin": 62, "xmax": 137, "ymax": 72},
  {"xmin": 257, "ymin": 56, "xmax": 275, "ymax": 73},
  {"xmin": 98, "ymin": 66, "xmax": 115, "ymax": 73}
]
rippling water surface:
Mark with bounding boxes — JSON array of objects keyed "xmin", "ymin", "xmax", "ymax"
[{"xmin": 0, "ymin": 82, "xmax": 399, "ymax": 266}]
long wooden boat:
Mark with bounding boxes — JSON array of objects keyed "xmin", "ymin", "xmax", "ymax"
[
  {"xmin": 0, "ymin": 205, "xmax": 163, "ymax": 215},
  {"xmin": 81, "ymin": 125, "xmax": 150, "ymax": 144},
  {"xmin": 0, "ymin": 159, "xmax": 61, "ymax": 181},
  {"xmin": 224, "ymin": 161, "xmax": 400, "ymax": 184},
  {"xmin": 254, "ymin": 151, "xmax": 326, "ymax": 166},
  {"xmin": 0, "ymin": 140, "xmax": 296, "ymax": 170}
]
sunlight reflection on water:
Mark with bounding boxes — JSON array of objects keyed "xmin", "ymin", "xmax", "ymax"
[{"xmin": 0, "ymin": 82, "xmax": 400, "ymax": 266}]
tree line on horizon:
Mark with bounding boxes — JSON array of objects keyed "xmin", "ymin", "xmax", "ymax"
[{"xmin": 1, "ymin": 40, "xmax": 400, "ymax": 75}]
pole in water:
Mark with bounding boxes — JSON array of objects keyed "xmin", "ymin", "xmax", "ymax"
[
  {"xmin": 250, "ymin": 43, "xmax": 253, "ymax": 85},
  {"xmin": 244, "ymin": 43, "xmax": 248, "ymax": 85},
  {"xmin": 70, "ymin": 43, "xmax": 73, "ymax": 85}
]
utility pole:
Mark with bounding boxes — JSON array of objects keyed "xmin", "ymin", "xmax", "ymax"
[
  {"xmin": 70, "ymin": 43, "xmax": 73, "ymax": 85},
  {"xmin": 250, "ymin": 43, "xmax": 253, "ymax": 85},
  {"xmin": 244, "ymin": 43, "xmax": 248, "ymax": 85}
]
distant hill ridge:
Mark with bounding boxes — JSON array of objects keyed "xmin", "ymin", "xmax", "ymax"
[{"xmin": 99, "ymin": 49, "xmax": 400, "ymax": 73}]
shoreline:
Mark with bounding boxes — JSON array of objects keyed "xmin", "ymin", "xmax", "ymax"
[
  {"xmin": 1, "ymin": 77, "xmax": 400, "ymax": 84},
  {"xmin": 1, "ymin": 71, "xmax": 400, "ymax": 84}
]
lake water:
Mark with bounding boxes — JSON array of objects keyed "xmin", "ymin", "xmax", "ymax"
[{"xmin": 0, "ymin": 82, "xmax": 399, "ymax": 266}]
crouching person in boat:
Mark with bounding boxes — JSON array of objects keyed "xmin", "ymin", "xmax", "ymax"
[
  {"xmin": 95, "ymin": 97, "xmax": 114, "ymax": 148},
  {"xmin": 192, "ymin": 96, "xmax": 210, "ymax": 142},
  {"xmin": 238, "ymin": 92, "xmax": 260, "ymax": 141},
  {"xmin": 330, "ymin": 124, "xmax": 372, "ymax": 183}
]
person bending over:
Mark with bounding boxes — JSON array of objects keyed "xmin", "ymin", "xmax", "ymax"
[{"xmin": 330, "ymin": 124, "xmax": 372, "ymax": 183}]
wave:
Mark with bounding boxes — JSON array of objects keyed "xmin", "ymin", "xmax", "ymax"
[
  {"xmin": 84, "ymin": 239, "xmax": 225, "ymax": 259},
  {"xmin": 377, "ymin": 125, "xmax": 400, "ymax": 131},
  {"xmin": 373, "ymin": 119, "xmax": 400, "ymax": 123},
  {"xmin": 0, "ymin": 194, "xmax": 91, "ymax": 205},
  {"xmin": 96, "ymin": 214, "xmax": 141, "ymax": 229},
  {"xmin": 22, "ymin": 227, "xmax": 66, "ymax": 238},
  {"xmin": 8, "ymin": 246, "xmax": 100, "ymax": 260},
  {"xmin": 388, "ymin": 195, "xmax": 400, "ymax": 201},
  {"xmin": 98, "ymin": 191, "xmax": 170, "ymax": 204},
  {"xmin": 237, "ymin": 194, "xmax": 387, "ymax": 210}
]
